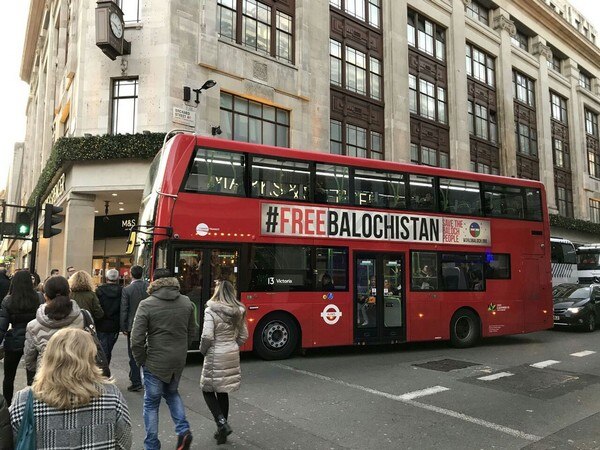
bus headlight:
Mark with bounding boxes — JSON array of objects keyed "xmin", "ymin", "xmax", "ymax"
[{"xmin": 567, "ymin": 307, "xmax": 582, "ymax": 314}]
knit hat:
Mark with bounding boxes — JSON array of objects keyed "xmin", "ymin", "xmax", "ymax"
[{"xmin": 106, "ymin": 269, "xmax": 119, "ymax": 281}]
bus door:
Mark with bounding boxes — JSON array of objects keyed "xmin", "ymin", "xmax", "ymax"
[
  {"xmin": 172, "ymin": 245, "xmax": 240, "ymax": 347},
  {"xmin": 355, "ymin": 253, "xmax": 405, "ymax": 343}
]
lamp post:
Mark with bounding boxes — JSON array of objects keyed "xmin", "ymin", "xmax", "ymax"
[{"xmin": 183, "ymin": 79, "xmax": 217, "ymax": 105}]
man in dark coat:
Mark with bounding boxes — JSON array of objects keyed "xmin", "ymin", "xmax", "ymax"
[
  {"xmin": 131, "ymin": 268, "xmax": 195, "ymax": 450},
  {"xmin": 120, "ymin": 265, "xmax": 149, "ymax": 392},
  {"xmin": 95, "ymin": 269, "xmax": 122, "ymax": 365},
  {"xmin": 0, "ymin": 268, "xmax": 10, "ymax": 302}
]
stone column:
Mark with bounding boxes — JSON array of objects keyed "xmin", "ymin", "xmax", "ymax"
[
  {"xmin": 384, "ymin": 0, "xmax": 410, "ymax": 162},
  {"xmin": 564, "ymin": 59, "xmax": 586, "ymax": 218},
  {"xmin": 532, "ymin": 37, "xmax": 557, "ymax": 213},
  {"xmin": 448, "ymin": 0, "xmax": 471, "ymax": 170},
  {"xmin": 493, "ymin": 9, "xmax": 517, "ymax": 177},
  {"xmin": 62, "ymin": 193, "xmax": 96, "ymax": 274}
]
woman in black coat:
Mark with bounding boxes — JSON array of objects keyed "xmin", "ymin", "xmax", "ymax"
[{"xmin": 0, "ymin": 270, "xmax": 40, "ymax": 403}]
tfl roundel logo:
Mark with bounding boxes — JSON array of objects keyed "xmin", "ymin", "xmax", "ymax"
[{"xmin": 469, "ymin": 222, "xmax": 481, "ymax": 238}]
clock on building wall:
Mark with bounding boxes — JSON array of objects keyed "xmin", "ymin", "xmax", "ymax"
[{"xmin": 95, "ymin": 1, "xmax": 131, "ymax": 60}]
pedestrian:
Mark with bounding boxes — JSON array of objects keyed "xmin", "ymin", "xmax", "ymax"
[
  {"xmin": 0, "ymin": 267, "xmax": 10, "ymax": 302},
  {"xmin": 120, "ymin": 265, "xmax": 149, "ymax": 392},
  {"xmin": 200, "ymin": 279, "xmax": 248, "ymax": 445},
  {"xmin": 69, "ymin": 270, "xmax": 104, "ymax": 320},
  {"xmin": 0, "ymin": 271, "xmax": 39, "ymax": 403},
  {"xmin": 10, "ymin": 328, "xmax": 132, "ymax": 449},
  {"xmin": 131, "ymin": 268, "xmax": 195, "ymax": 450},
  {"xmin": 0, "ymin": 394, "xmax": 12, "ymax": 449},
  {"xmin": 50, "ymin": 269, "xmax": 59, "ymax": 276},
  {"xmin": 23, "ymin": 276, "xmax": 85, "ymax": 373},
  {"xmin": 66, "ymin": 266, "xmax": 76, "ymax": 279},
  {"xmin": 96, "ymin": 268, "xmax": 122, "ymax": 365}
]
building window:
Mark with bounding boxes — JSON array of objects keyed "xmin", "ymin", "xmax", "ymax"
[
  {"xmin": 556, "ymin": 186, "xmax": 573, "ymax": 218},
  {"xmin": 553, "ymin": 138, "xmax": 568, "ymax": 169},
  {"xmin": 110, "ymin": 78, "xmax": 138, "ymax": 134},
  {"xmin": 465, "ymin": 1, "xmax": 489, "ymax": 26},
  {"xmin": 330, "ymin": 119, "xmax": 383, "ymax": 160},
  {"xmin": 579, "ymin": 71, "xmax": 592, "ymax": 90},
  {"xmin": 548, "ymin": 54, "xmax": 561, "ymax": 73},
  {"xmin": 586, "ymin": 109, "xmax": 599, "ymax": 137},
  {"xmin": 511, "ymin": 30, "xmax": 528, "ymax": 51},
  {"xmin": 550, "ymin": 92, "xmax": 567, "ymax": 124},
  {"xmin": 220, "ymin": 92, "xmax": 290, "ymax": 147},
  {"xmin": 217, "ymin": 0, "xmax": 295, "ymax": 63},
  {"xmin": 513, "ymin": 70, "xmax": 535, "ymax": 106},
  {"xmin": 516, "ymin": 123, "xmax": 537, "ymax": 157},
  {"xmin": 466, "ymin": 44, "xmax": 495, "ymax": 87},
  {"xmin": 471, "ymin": 161, "xmax": 499, "ymax": 175},
  {"xmin": 117, "ymin": 0, "xmax": 141, "ymax": 23},
  {"xmin": 409, "ymin": 74, "xmax": 447, "ymax": 124},
  {"xmin": 407, "ymin": 10, "xmax": 446, "ymax": 62},
  {"xmin": 330, "ymin": 39, "xmax": 382, "ymax": 101},
  {"xmin": 411, "ymin": 143, "xmax": 449, "ymax": 168},
  {"xmin": 330, "ymin": 0, "xmax": 381, "ymax": 28},
  {"xmin": 591, "ymin": 199, "xmax": 600, "ymax": 223},
  {"xmin": 467, "ymin": 101, "xmax": 497, "ymax": 143}
]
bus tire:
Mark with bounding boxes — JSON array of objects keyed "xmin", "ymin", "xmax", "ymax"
[
  {"xmin": 450, "ymin": 309, "xmax": 480, "ymax": 348},
  {"xmin": 254, "ymin": 313, "xmax": 299, "ymax": 360}
]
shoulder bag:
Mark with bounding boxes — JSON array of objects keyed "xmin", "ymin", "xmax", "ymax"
[
  {"xmin": 81, "ymin": 309, "xmax": 111, "ymax": 377},
  {"xmin": 15, "ymin": 389, "xmax": 36, "ymax": 450}
]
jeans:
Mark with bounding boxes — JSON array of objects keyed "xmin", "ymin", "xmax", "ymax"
[
  {"xmin": 142, "ymin": 367, "xmax": 190, "ymax": 450},
  {"xmin": 3, "ymin": 350, "xmax": 35, "ymax": 404},
  {"xmin": 127, "ymin": 334, "xmax": 141, "ymax": 386},
  {"xmin": 97, "ymin": 332, "xmax": 119, "ymax": 364}
]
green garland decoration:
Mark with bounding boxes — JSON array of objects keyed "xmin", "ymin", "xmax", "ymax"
[
  {"xmin": 550, "ymin": 213, "xmax": 600, "ymax": 236},
  {"xmin": 27, "ymin": 133, "xmax": 165, "ymax": 206}
]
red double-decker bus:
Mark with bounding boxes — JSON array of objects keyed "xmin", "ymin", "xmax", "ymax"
[{"xmin": 132, "ymin": 132, "xmax": 552, "ymax": 359}]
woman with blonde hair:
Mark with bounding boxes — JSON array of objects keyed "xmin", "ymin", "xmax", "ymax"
[
  {"xmin": 200, "ymin": 279, "xmax": 248, "ymax": 445},
  {"xmin": 69, "ymin": 270, "xmax": 104, "ymax": 320},
  {"xmin": 10, "ymin": 328, "xmax": 131, "ymax": 449}
]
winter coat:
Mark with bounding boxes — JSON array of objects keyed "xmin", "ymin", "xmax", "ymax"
[
  {"xmin": 130, "ymin": 277, "xmax": 195, "ymax": 383},
  {"xmin": 0, "ymin": 296, "xmax": 38, "ymax": 352},
  {"xmin": 0, "ymin": 273, "xmax": 9, "ymax": 303},
  {"xmin": 96, "ymin": 283, "xmax": 122, "ymax": 333},
  {"xmin": 0, "ymin": 395, "xmax": 12, "ymax": 449},
  {"xmin": 24, "ymin": 300, "xmax": 85, "ymax": 372},
  {"xmin": 120, "ymin": 279, "xmax": 149, "ymax": 332},
  {"xmin": 71, "ymin": 290, "xmax": 104, "ymax": 320},
  {"xmin": 200, "ymin": 300, "xmax": 249, "ymax": 393},
  {"xmin": 10, "ymin": 384, "xmax": 131, "ymax": 450}
]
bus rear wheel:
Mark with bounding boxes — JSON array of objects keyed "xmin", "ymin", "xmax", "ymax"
[
  {"xmin": 254, "ymin": 313, "xmax": 299, "ymax": 360},
  {"xmin": 450, "ymin": 309, "xmax": 480, "ymax": 348}
]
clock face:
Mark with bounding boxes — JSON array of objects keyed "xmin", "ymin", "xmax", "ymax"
[{"xmin": 110, "ymin": 12, "xmax": 123, "ymax": 39}]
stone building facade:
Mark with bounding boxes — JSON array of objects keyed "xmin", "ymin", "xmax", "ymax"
[{"xmin": 5, "ymin": 0, "xmax": 600, "ymax": 277}]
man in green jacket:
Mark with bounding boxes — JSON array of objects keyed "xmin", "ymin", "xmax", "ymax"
[{"xmin": 131, "ymin": 268, "xmax": 196, "ymax": 450}]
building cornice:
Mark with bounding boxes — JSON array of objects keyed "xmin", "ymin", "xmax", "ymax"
[
  {"xmin": 512, "ymin": 0, "xmax": 600, "ymax": 71},
  {"xmin": 20, "ymin": 0, "xmax": 45, "ymax": 83}
]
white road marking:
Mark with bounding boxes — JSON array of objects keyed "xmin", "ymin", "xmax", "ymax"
[
  {"xmin": 530, "ymin": 360, "xmax": 560, "ymax": 369},
  {"xmin": 571, "ymin": 350, "xmax": 596, "ymax": 357},
  {"xmin": 273, "ymin": 363, "xmax": 540, "ymax": 442},
  {"xmin": 477, "ymin": 372, "xmax": 514, "ymax": 381},
  {"xmin": 398, "ymin": 386, "xmax": 449, "ymax": 400}
]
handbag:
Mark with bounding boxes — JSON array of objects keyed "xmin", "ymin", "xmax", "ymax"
[
  {"xmin": 15, "ymin": 389, "xmax": 36, "ymax": 450},
  {"xmin": 81, "ymin": 309, "xmax": 111, "ymax": 378}
]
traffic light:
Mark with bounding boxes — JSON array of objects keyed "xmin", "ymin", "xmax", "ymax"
[
  {"xmin": 16, "ymin": 212, "xmax": 31, "ymax": 236},
  {"xmin": 43, "ymin": 203, "xmax": 63, "ymax": 238}
]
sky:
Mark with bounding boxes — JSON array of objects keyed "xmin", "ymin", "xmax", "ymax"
[{"xmin": 0, "ymin": 1, "xmax": 599, "ymax": 192}]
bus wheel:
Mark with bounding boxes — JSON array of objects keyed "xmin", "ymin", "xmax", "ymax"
[
  {"xmin": 254, "ymin": 313, "xmax": 299, "ymax": 360},
  {"xmin": 450, "ymin": 309, "xmax": 480, "ymax": 348}
]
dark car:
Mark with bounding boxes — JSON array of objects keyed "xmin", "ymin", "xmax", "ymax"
[{"xmin": 553, "ymin": 283, "xmax": 600, "ymax": 331}]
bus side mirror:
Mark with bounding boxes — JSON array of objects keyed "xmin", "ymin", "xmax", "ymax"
[{"xmin": 125, "ymin": 231, "xmax": 137, "ymax": 255}]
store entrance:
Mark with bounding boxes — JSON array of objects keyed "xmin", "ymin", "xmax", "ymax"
[{"xmin": 92, "ymin": 255, "xmax": 133, "ymax": 286}]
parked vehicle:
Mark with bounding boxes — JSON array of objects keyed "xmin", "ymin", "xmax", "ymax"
[
  {"xmin": 577, "ymin": 244, "xmax": 600, "ymax": 284},
  {"xmin": 553, "ymin": 283, "xmax": 600, "ymax": 332},
  {"xmin": 550, "ymin": 237, "xmax": 578, "ymax": 286}
]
